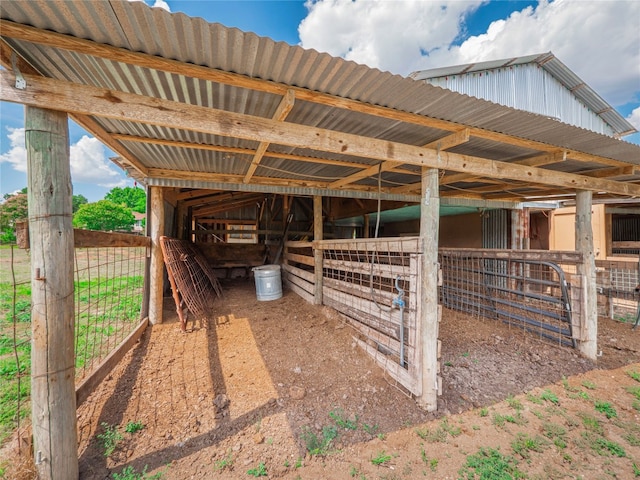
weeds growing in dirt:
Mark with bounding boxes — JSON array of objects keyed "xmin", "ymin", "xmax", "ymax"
[
  {"xmin": 582, "ymin": 380, "xmax": 597, "ymax": 390},
  {"xmin": 542, "ymin": 421, "xmax": 568, "ymax": 449},
  {"xmin": 125, "ymin": 421, "xmax": 144, "ymax": 434},
  {"xmin": 478, "ymin": 407, "xmax": 489, "ymax": 417},
  {"xmin": 458, "ymin": 447, "xmax": 526, "ymax": 479},
  {"xmin": 627, "ymin": 370, "xmax": 640, "ymax": 382},
  {"xmin": 511, "ymin": 432, "xmax": 549, "ymax": 459},
  {"xmin": 627, "ymin": 385, "xmax": 640, "ymax": 400},
  {"xmin": 111, "ymin": 465, "xmax": 162, "ymax": 480},
  {"xmin": 540, "ymin": 389, "xmax": 559, "ymax": 404},
  {"xmin": 594, "ymin": 401, "xmax": 617, "ymax": 419},
  {"xmin": 506, "ymin": 395, "xmax": 523, "ymax": 410},
  {"xmin": 329, "ymin": 408, "xmax": 358, "ymax": 430},
  {"xmin": 301, "ymin": 425, "xmax": 338, "ymax": 456},
  {"xmin": 213, "ymin": 451, "xmax": 234, "ymax": 472},
  {"xmin": 525, "ymin": 392, "xmax": 543, "ymax": 405},
  {"xmin": 579, "ymin": 413, "xmax": 603, "ymax": 434},
  {"xmin": 633, "ymin": 462, "xmax": 640, "ymax": 477},
  {"xmin": 362, "ymin": 423, "xmax": 379, "ymax": 435},
  {"xmin": 98, "ymin": 422, "xmax": 123, "ymax": 457},
  {"xmin": 371, "ymin": 451, "xmax": 392, "ymax": 466},
  {"xmin": 591, "ymin": 436, "xmax": 626, "ymax": 457},
  {"xmin": 246, "ymin": 462, "xmax": 267, "ymax": 477}
]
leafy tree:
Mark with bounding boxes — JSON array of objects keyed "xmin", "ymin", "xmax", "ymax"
[
  {"xmin": 105, "ymin": 186, "xmax": 146, "ymax": 213},
  {"xmin": 72, "ymin": 194, "xmax": 88, "ymax": 213},
  {"xmin": 0, "ymin": 192, "xmax": 28, "ymax": 243},
  {"xmin": 73, "ymin": 200, "xmax": 135, "ymax": 232}
]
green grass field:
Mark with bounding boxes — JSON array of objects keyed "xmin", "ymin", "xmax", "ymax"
[{"xmin": 0, "ymin": 245, "xmax": 145, "ymax": 445}]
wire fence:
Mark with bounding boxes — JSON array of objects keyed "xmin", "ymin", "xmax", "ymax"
[
  {"xmin": 596, "ymin": 259, "xmax": 640, "ymax": 323},
  {"xmin": 438, "ymin": 249, "xmax": 584, "ymax": 347},
  {"xmin": 0, "ymin": 238, "xmax": 147, "ymax": 448}
]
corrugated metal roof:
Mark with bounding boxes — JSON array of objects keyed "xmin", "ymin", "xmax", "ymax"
[
  {"xmin": 411, "ymin": 52, "xmax": 636, "ymax": 137},
  {"xmin": 1, "ymin": 0, "xmax": 639, "ymax": 204}
]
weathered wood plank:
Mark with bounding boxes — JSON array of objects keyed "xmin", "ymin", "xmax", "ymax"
[
  {"xmin": 285, "ymin": 279, "xmax": 315, "ymax": 304},
  {"xmin": 315, "ymin": 237, "xmax": 422, "ymax": 253},
  {"xmin": 282, "ymin": 263, "xmax": 315, "ymax": 283},
  {"xmin": 286, "ymin": 252, "xmax": 315, "ymax": 267},
  {"xmin": 27, "ymin": 106, "xmax": 78, "ymax": 479}
]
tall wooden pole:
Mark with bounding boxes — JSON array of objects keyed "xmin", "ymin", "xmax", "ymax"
[
  {"xmin": 575, "ymin": 190, "xmax": 598, "ymax": 360},
  {"xmin": 149, "ymin": 186, "xmax": 165, "ymax": 324},
  {"xmin": 26, "ymin": 106, "xmax": 78, "ymax": 479},
  {"xmin": 313, "ymin": 195, "xmax": 323, "ymax": 305},
  {"xmin": 418, "ymin": 167, "xmax": 440, "ymax": 411}
]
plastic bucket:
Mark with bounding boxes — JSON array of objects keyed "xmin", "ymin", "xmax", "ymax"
[{"xmin": 252, "ymin": 264, "xmax": 283, "ymax": 301}]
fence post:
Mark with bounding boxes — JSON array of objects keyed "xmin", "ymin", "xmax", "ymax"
[
  {"xmin": 418, "ymin": 167, "xmax": 440, "ymax": 411},
  {"xmin": 576, "ymin": 190, "xmax": 597, "ymax": 360},
  {"xmin": 149, "ymin": 186, "xmax": 165, "ymax": 324},
  {"xmin": 26, "ymin": 106, "xmax": 78, "ymax": 479},
  {"xmin": 313, "ymin": 195, "xmax": 323, "ymax": 305}
]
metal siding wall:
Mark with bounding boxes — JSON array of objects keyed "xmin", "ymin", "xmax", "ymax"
[
  {"xmin": 427, "ymin": 65, "xmax": 614, "ymax": 136},
  {"xmin": 482, "ymin": 209, "xmax": 508, "ymax": 249}
]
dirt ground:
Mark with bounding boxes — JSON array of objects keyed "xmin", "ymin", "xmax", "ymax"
[{"xmin": 6, "ymin": 278, "xmax": 640, "ymax": 479}]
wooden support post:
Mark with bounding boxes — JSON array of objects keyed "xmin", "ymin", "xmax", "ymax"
[
  {"xmin": 418, "ymin": 167, "xmax": 440, "ymax": 411},
  {"xmin": 510, "ymin": 208, "xmax": 529, "ymax": 250},
  {"xmin": 576, "ymin": 190, "xmax": 598, "ymax": 360},
  {"xmin": 313, "ymin": 195, "xmax": 323, "ymax": 305},
  {"xmin": 26, "ymin": 106, "xmax": 78, "ymax": 479},
  {"xmin": 149, "ymin": 186, "xmax": 165, "ymax": 324}
]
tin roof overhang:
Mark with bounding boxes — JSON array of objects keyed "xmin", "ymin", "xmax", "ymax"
[{"xmin": 1, "ymin": 0, "xmax": 639, "ymax": 209}]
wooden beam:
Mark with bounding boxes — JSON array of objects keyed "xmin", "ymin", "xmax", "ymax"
[
  {"xmin": 149, "ymin": 187, "xmax": 165, "ymax": 325},
  {"xmin": 243, "ymin": 89, "xmax": 295, "ymax": 183},
  {"xmin": 329, "ymin": 129, "xmax": 470, "ymax": 189},
  {"xmin": 2, "ymin": 71, "xmax": 639, "ymax": 197},
  {"xmin": 313, "ymin": 196, "xmax": 323, "ymax": 305},
  {"xmin": 418, "ymin": 167, "xmax": 440, "ymax": 412},
  {"xmin": 575, "ymin": 190, "xmax": 597, "ymax": 360},
  {"xmin": 1, "ymin": 20, "xmax": 627, "ymax": 169},
  {"xmin": 26, "ymin": 106, "xmax": 78, "ymax": 479}
]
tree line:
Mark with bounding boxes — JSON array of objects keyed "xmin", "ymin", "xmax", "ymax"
[{"xmin": 0, "ymin": 186, "xmax": 146, "ymax": 244}]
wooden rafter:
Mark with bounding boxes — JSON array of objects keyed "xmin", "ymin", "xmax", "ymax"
[
  {"xmin": 243, "ymin": 89, "xmax": 295, "ymax": 183},
  {"xmin": 2, "ymin": 70, "xmax": 639, "ymax": 198}
]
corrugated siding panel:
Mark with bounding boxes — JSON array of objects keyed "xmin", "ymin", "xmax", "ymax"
[{"xmin": 426, "ymin": 65, "xmax": 615, "ymax": 136}]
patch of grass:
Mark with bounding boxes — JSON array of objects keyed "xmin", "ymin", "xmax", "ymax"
[
  {"xmin": 582, "ymin": 380, "xmax": 597, "ymax": 390},
  {"xmin": 439, "ymin": 418, "xmax": 462, "ymax": 437},
  {"xmin": 415, "ymin": 418, "xmax": 459, "ymax": 443},
  {"xmin": 579, "ymin": 413, "xmax": 603, "ymax": 435},
  {"xmin": 526, "ymin": 393, "xmax": 544, "ymax": 405},
  {"xmin": 540, "ymin": 389, "xmax": 559, "ymax": 404},
  {"xmin": 542, "ymin": 421, "xmax": 568, "ymax": 449},
  {"xmin": 627, "ymin": 385, "xmax": 640, "ymax": 400},
  {"xmin": 329, "ymin": 408, "xmax": 358, "ymax": 430},
  {"xmin": 247, "ymin": 462, "xmax": 267, "ymax": 477},
  {"xmin": 492, "ymin": 411, "xmax": 527, "ymax": 428},
  {"xmin": 429, "ymin": 458, "xmax": 438, "ymax": 472},
  {"xmin": 592, "ymin": 437, "xmax": 626, "ymax": 457},
  {"xmin": 626, "ymin": 370, "xmax": 640, "ymax": 382},
  {"xmin": 362, "ymin": 423, "xmax": 379, "ymax": 435},
  {"xmin": 633, "ymin": 400, "xmax": 640, "ymax": 412},
  {"xmin": 633, "ymin": 462, "xmax": 640, "ymax": 477},
  {"xmin": 567, "ymin": 390, "xmax": 590, "ymax": 401},
  {"xmin": 594, "ymin": 401, "xmax": 617, "ymax": 419},
  {"xmin": 511, "ymin": 433, "xmax": 549, "ymax": 459},
  {"xmin": 624, "ymin": 433, "xmax": 640, "ymax": 447},
  {"xmin": 458, "ymin": 447, "xmax": 527, "ymax": 480},
  {"xmin": 97, "ymin": 422, "xmax": 123, "ymax": 457},
  {"xmin": 479, "ymin": 407, "xmax": 489, "ymax": 417},
  {"xmin": 125, "ymin": 421, "xmax": 145, "ymax": 434},
  {"xmin": 506, "ymin": 395, "xmax": 523, "ymax": 410},
  {"xmin": 301, "ymin": 425, "xmax": 338, "ymax": 456},
  {"xmin": 371, "ymin": 451, "xmax": 392, "ymax": 466},
  {"xmin": 111, "ymin": 465, "xmax": 162, "ymax": 480},
  {"xmin": 349, "ymin": 465, "xmax": 365, "ymax": 479},
  {"xmin": 214, "ymin": 452, "xmax": 234, "ymax": 472}
]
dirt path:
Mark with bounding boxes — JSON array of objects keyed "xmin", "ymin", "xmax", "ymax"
[{"xmin": 8, "ymin": 278, "xmax": 639, "ymax": 479}]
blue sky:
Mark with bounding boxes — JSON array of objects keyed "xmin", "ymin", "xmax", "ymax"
[{"xmin": 1, "ymin": 0, "xmax": 639, "ymax": 201}]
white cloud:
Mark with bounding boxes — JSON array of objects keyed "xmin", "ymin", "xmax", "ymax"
[
  {"xmin": 127, "ymin": 0, "xmax": 171, "ymax": 12},
  {"xmin": 299, "ymin": 0, "xmax": 483, "ymax": 75},
  {"xmin": 0, "ymin": 127, "xmax": 27, "ymax": 173},
  {"xmin": 70, "ymin": 136, "xmax": 127, "ymax": 188},
  {"xmin": 299, "ymin": 0, "xmax": 640, "ymax": 108},
  {"xmin": 627, "ymin": 106, "xmax": 640, "ymax": 130},
  {"xmin": 0, "ymin": 128, "xmax": 126, "ymax": 189}
]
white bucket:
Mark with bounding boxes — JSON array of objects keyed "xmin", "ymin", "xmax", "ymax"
[{"xmin": 252, "ymin": 264, "xmax": 283, "ymax": 301}]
